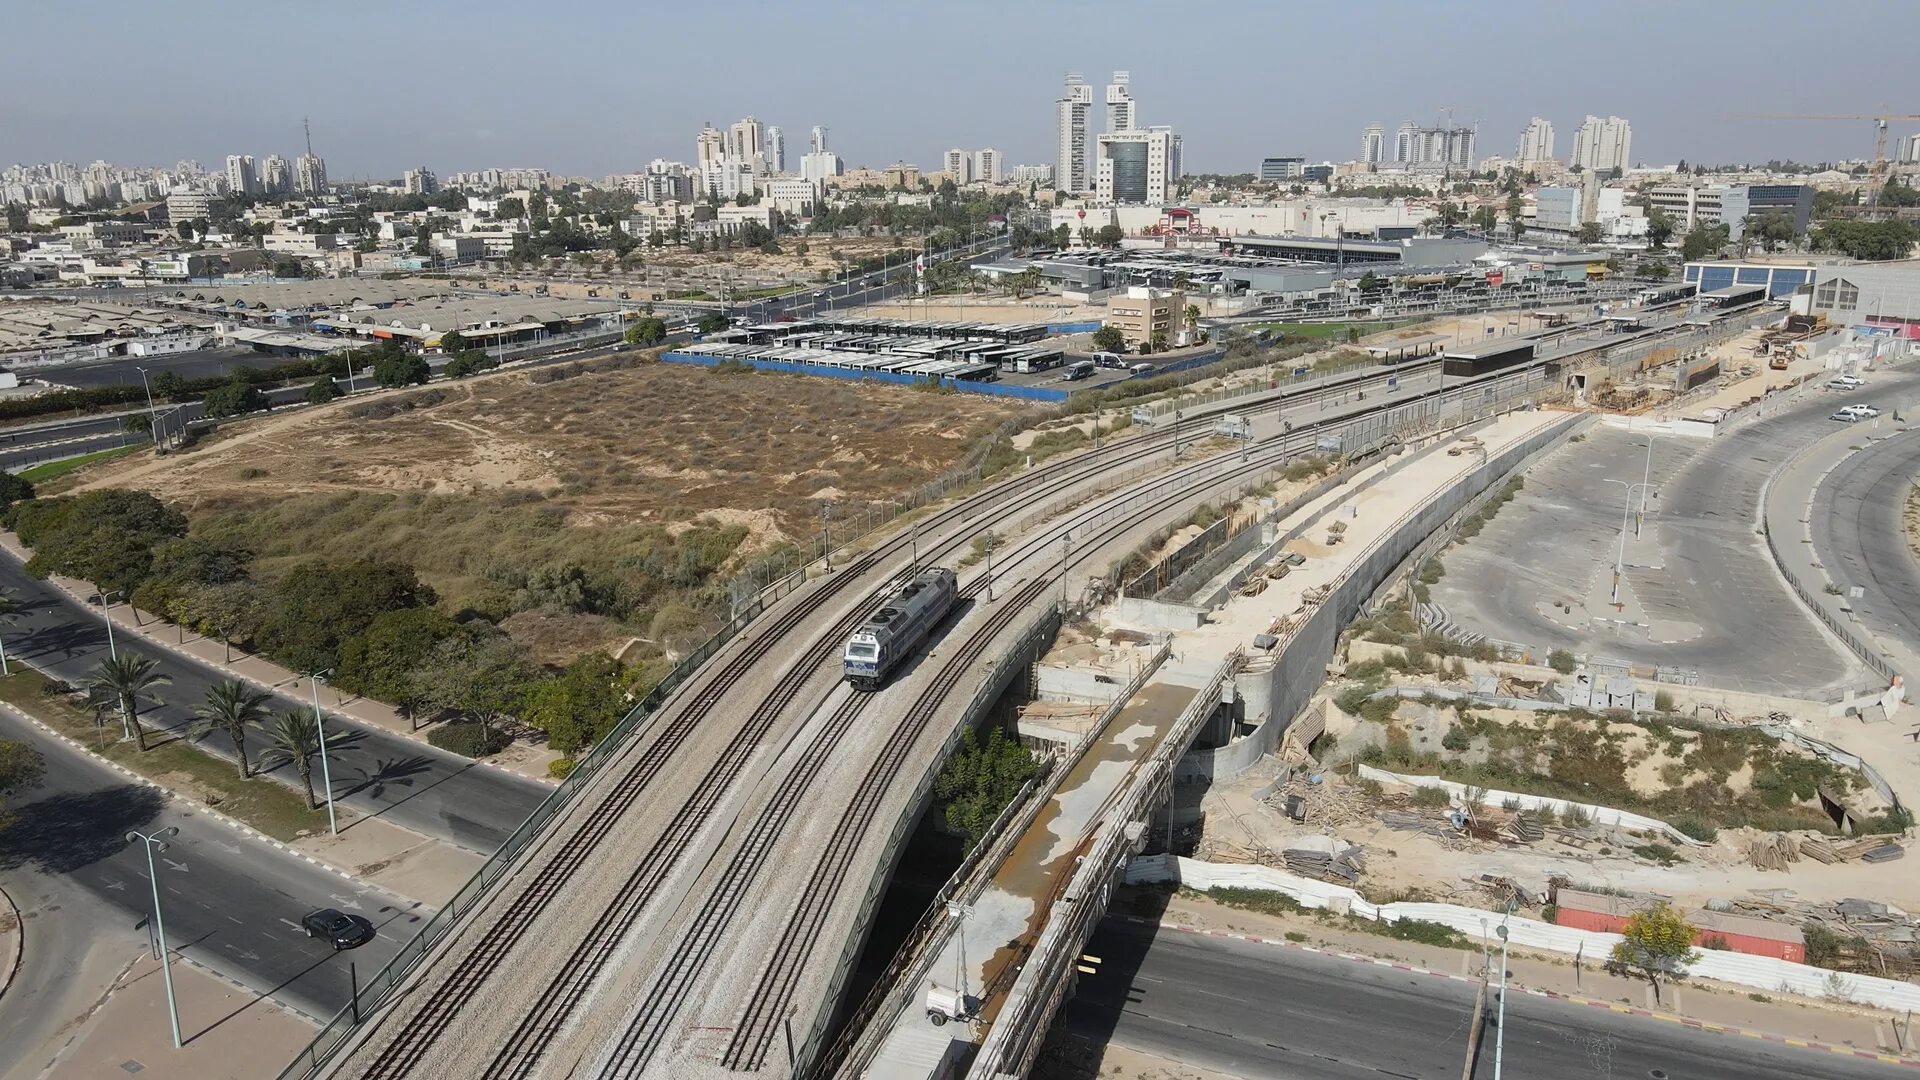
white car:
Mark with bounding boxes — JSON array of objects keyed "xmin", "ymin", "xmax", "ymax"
[
  {"xmin": 1844, "ymin": 404, "xmax": 1880, "ymax": 418},
  {"xmin": 1827, "ymin": 375, "xmax": 1866, "ymax": 389}
]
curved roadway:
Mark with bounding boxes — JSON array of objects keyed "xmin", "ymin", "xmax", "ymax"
[{"xmin": 1812, "ymin": 427, "xmax": 1920, "ymax": 663}]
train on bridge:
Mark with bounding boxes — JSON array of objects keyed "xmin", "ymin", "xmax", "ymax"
[{"xmin": 843, "ymin": 567, "xmax": 960, "ymax": 690}]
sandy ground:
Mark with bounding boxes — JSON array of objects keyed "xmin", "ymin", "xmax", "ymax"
[{"xmin": 80, "ymin": 358, "xmax": 1025, "ymax": 548}]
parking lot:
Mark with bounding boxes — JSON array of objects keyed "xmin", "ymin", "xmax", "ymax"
[{"xmin": 1429, "ymin": 410, "xmax": 1865, "ymax": 696}]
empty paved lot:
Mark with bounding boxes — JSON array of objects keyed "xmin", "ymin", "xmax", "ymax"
[{"xmin": 1428, "ymin": 380, "xmax": 1920, "ymax": 695}]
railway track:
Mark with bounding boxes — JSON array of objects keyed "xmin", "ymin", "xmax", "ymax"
[
  {"xmin": 715, "ymin": 437, "xmax": 1310, "ymax": 1075},
  {"xmin": 323, "ymin": 341, "xmax": 1581, "ymax": 1080}
]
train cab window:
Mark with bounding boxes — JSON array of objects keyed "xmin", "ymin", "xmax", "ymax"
[{"xmin": 847, "ymin": 642, "xmax": 879, "ymax": 660}]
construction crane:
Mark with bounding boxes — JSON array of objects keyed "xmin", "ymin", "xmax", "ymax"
[{"xmin": 1733, "ymin": 113, "xmax": 1920, "ymax": 212}]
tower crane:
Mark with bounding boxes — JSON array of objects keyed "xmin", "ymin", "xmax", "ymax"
[{"xmin": 1733, "ymin": 113, "xmax": 1920, "ymax": 212}]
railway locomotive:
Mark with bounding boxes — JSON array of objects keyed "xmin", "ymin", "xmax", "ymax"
[{"xmin": 842, "ymin": 567, "xmax": 959, "ymax": 690}]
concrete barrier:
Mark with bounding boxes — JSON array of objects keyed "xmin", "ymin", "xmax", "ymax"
[
  {"xmin": 1125, "ymin": 854, "xmax": 1920, "ymax": 1012},
  {"xmin": 1177, "ymin": 416, "xmax": 1581, "ymax": 783}
]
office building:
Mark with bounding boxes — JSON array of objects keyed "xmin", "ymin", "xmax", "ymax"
[
  {"xmin": 1095, "ymin": 128, "xmax": 1175, "ymax": 205},
  {"xmin": 726, "ymin": 117, "xmax": 764, "ymax": 167},
  {"xmin": 810, "ymin": 125, "xmax": 830, "ymax": 155},
  {"xmin": 1517, "ymin": 117, "xmax": 1555, "ymax": 165},
  {"xmin": 1260, "ymin": 157, "xmax": 1306, "ymax": 182},
  {"xmin": 166, "ymin": 189, "xmax": 213, "ymax": 224},
  {"xmin": 1570, "ymin": 115, "xmax": 1632, "ymax": 173},
  {"xmin": 766, "ymin": 126, "xmax": 786, "ymax": 173},
  {"xmin": 800, "ymin": 147, "xmax": 843, "ymax": 188},
  {"xmin": 1899, "ymin": 132, "xmax": 1920, "ymax": 164},
  {"xmin": 762, "ymin": 178, "xmax": 817, "ymax": 217},
  {"xmin": 1106, "ymin": 285, "xmax": 1184, "ymax": 349},
  {"xmin": 1646, "ymin": 182, "xmax": 1812, "ymax": 239},
  {"xmin": 697, "ymin": 124, "xmax": 725, "ymax": 168},
  {"xmin": 1149, "ymin": 125, "xmax": 1182, "ymax": 179},
  {"xmin": 943, "ymin": 149, "xmax": 974, "ymax": 185},
  {"xmin": 641, "ymin": 162, "xmax": 694, "ymax": 203},
  {"xmin": 1360, "ymin": 123, "xmax": 1386, "ymax": 165},
  {"xmin": 404, "ymin": 167, "xmax": 439, "ymax": 195},
  {"xmin": 261, "ymin": 154, "xmax": 292, "ymax": 195},
  {"xmin": 1534, "ymin": 187, "xmax": 1581, "ymax": 232},
  {"xmin": 224, "ymin": 154, "xmax": 258, "ymax": 197},
  {"xmin": 1106, "ymin": 71, "xmax": 1136, "ymax": 134},
  {"xmin": 1056, "ymin": 73, "xmax": 1094, "ymax": 193},
  {"xmin": 295, "ymin": 153, "xmax": 328, "ymax": 194},
  {"xmin": 973, "ymin": 148, "xmax": 1002, "ymax": 185}
]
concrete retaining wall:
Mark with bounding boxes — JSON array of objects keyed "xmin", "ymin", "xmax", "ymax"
[
  {"xmin": 1176, "ymin": 416, "xmax": 1580, "ymax": 783},
  {"xmin": 1124, "ymin": 854, "xmax": 1920, "ymax": 1012}
]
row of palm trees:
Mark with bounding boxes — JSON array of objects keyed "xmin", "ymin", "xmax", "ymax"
[{"xmin": 82, "ymin": 651, "xmax": 328, "ymax": 811}]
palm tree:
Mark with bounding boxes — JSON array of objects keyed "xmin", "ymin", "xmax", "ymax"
[
  {"xmin": 190, "ymin": 679, "xmax": 274, "ymax": 778},
  {"xmin": 1184, "ymin": 304, "xmax": 1202, "ymax": 341},
  {"xmin": 259, "ymin": 711, "xmax": 322, "ymax": 809},
  {"xmin": 84, "ymin": 652, "xmax": 171, "ymax": 752}
]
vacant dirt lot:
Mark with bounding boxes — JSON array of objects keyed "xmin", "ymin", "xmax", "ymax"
[{"xmin": 82, "ymin": 357, "xmax": 1027, "ymax": 658}]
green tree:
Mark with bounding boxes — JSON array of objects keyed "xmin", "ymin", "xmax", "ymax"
[
  {"xmin": 1358, "ymin": 271, "xmax": 1382, "ymax": 292},
  {"xmin": 0, "ymin": 472, "xmax": 33, "ymax": 513},
  {"xmin": 16, "ymin": 489, "xmax": 188, "ymax": 598},
  {"xmin": 444, "ymin": 350, "xmax": 498, "ymax": 378},
  {"xmin": 1505, "ymin": 193, "xmax": 1527, "ymax": 238},
  {"xmin": 625, "ymin": 317, "xmax": 668, "ymax": 346},
  {"xmin": 1748, "ymin": 211, "xmax": 1797, "ymax": 253},
  {"xmin": 1093, "ymin": 223, "xmax": 1124, "ymax": 248},
  {"xmin": 202, "ymin": 376, "xmax": 267, "ymax": 418},
  {"xmin": 152, "ymin": 370, "xmax": 189, "ymax": 402},
  {"xmin": 519, "ymin": 653, "xmax": 628, "ymax": 755},
  {"xmin": 1810, "ymin": 219, "xmax": 1918, "ymax": 261},
  {"xmin": 335, "ymin": 607, "xmax": 470, "ymax": 706},
  {"xmin": 373, "ymin": 351, "xmax": 431, "ymax": 388},
  {"xmin": 306, "ymin": 377, "xmax": 342, "ymax": 405},
  {"xmin": 438, "ymin": 330, "xmax": 467, "ymax": 353},
  {"xmin": 1184, "ymin": 304, "xmax": 1202, "ymax": 340},
  {"xmin": 933, "ymin": 726, "xmax": 1038, "ymax": 850},
  {"xmin": 1149, "ymin": 328, "xmax": 1170, "ymax": 352},
  {"xmin": 1577, "ymin": 221, "xmax": 1603, "ymax": 244},
  {"xmin": 696, "ymin": 313, "xmax": 729, "ymax": 334},
  {"xmin": 84, "ymin": 652, "xmax": 171, "ymax": 752},
  {"xmin": 254, "ymin": 560, "xmax": 436, "ymax": 674},
  {"xmin": 0, "ymin": 739, "xmax": 46, "ymax": 832},
  {"xmin": 129, "ymin": 536, "xmax": 251, "ymax": 620},
  {"xmin": 1680, "ymin": 223, "xmax": 1729, "ymax": 262},
  {"xmin": 406, "ymin": 633, "xmax": 538, "ymax": 743},
  {"xmin": 1470, "ymin": 206, "xmax": 1499, "ymax": 233},
  {"xmin": 123, "ymin": 412, "xmax": 153, "ymax": 435},
  {"xmin": 1091, "ymin": 325, "xmax": 1127, "ymax": 354},
  {"xmin": 1639, "ymin": 259, "xmax": 1673, "ymax": 281},
  {"xmin": 190, "ymin": 679, "xmax": 274, "ymax": 778},
  {"xmin": 1051, "ymin": 223, "xmax": 1072, "ymax": 248},
  {"xmin": 258, "ymin": 711, "xmax": 322, "ymax": 809},
  {"xmin": 1609, "ymin": 902, "xmax": 1701, "ymax": 1004}
]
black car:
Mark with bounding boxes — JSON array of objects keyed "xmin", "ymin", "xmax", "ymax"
[{"xmin": 302, "ymin": 908, "xmax": 375, "ymax": 950}]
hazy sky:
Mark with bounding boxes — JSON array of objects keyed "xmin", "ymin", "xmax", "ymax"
[{"xmin": 6, "ymin": 0, "xmax": 1916, "ymax": 179}]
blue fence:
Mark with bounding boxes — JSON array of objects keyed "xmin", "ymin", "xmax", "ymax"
[
  {"xmin": 1046, "ymin": 321, "xmax": 1104, "ymax": 334},
  {"xmin": 658, "ymin": 352, "xmax": 1068, "ymax": 402},
  {"xmin": 1142, "ymin": 345, "xmax": 1227, "ymax": 379}
]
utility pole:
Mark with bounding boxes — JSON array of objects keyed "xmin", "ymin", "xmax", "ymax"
[
  {"xmin": 126, "ymin": 827, "xmax": 184, "ymax": 1049},
  {"xmin": 137, "ymin": 367, "xmax": 160, "ymax": 447},
  {"xmin": 820, "ymin": 502, "xmax": 833, "ymax": 572},
  {"xmin": 311, "ymin": 670, "xmax": 338, "ymax": 835},
  {"xmin": 1060, "ymin": 531, "xmax": 1072, "ymax": 609},
  {"xmin": 1493, "ymin": 903, "xmax": 1515, "ymax": 1080}
]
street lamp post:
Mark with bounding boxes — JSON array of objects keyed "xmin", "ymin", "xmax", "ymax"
[
  {"xmin": 1636, "ymin": 434, "xmax": 1656, "ymax": 537},
  {"xmin": 1601, "ymin": 478, "xmax": 1655, "ymax": 602},
  {"xmin": 310, "ymin": 669, "xmax": 339, "ymax": 836},
  {"xmin": 126, "ymin": 826, "xmax": 184, "ymax": 1049},
  {"xmin": 1492, "ymin": 903, "xmax": 1515, "ymax": 1080},
  {"xmin": 136, "ymin": 367, "xmax": 160, "ymax": 447}
]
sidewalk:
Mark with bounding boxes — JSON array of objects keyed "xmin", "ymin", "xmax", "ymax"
[
  {"xmin": 37, "ymin": 950, "xmax": 315, "ymax": 1080},
  {"xmin": 0, "ymin": 533, "xmax": 556, "ymax": 787},
  {"xmin": 0, "ymin": 885, "xmax": 19, "ymax": 1003},
  {"xmin": 1126, "ymin": 889, "xmax": 1917, "ymax": 1063}
]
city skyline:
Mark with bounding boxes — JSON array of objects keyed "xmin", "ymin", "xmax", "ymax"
[{"xmin": 3, "ymin": 1, "xmax": 1917, "ymax": 179}]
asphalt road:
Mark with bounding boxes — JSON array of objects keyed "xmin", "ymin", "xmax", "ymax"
[
  {"xmin": 0, "ymin": 713, "xmax": 422, "ymax": 1069},
  {"xmin": 1058, "ymin": 919, "xmax": 1901, "ymax": 1079},
  {"xmin": 1431, "ymin": 379, "xmax": 1920, "ymax": 694},
  {"xmin": 1810, "ymin": 426, "xmax": 1920, "ymax": 661},
  {"xmin": 0, "ymin": 554, "xmax": 547, "ymax": 852},
  {"xmin": 31, "ymin": 345, "xmax": 282, "ymax": 390}
]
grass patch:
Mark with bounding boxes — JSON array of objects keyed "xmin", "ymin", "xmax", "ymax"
[
  {"xmin": 1183, "ymin": 885, "xmax": 1304, "ymax": 917},
  {"xmin": 0, "ymin": 667, "xmax": 331, "ymax": 842},
  {"xmin": 17, "ymin": 444, "xmax": 143, "ymax": 486},
  {"xmin": 1347, "ymin": 915, "xmax": 1472, "ymax": 950}
]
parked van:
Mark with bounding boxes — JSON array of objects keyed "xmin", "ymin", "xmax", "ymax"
[
  {"xmin": 1129, "ymin": 363, "xmax": 1154, "ymax": 377},
  {"xmin": 1061, "ymin": 360, "xmax": 1096, "ymax": 381},
  {"xmin": 1093, "ymin": 351, "xmax": 1126, "ymax": 369}
]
